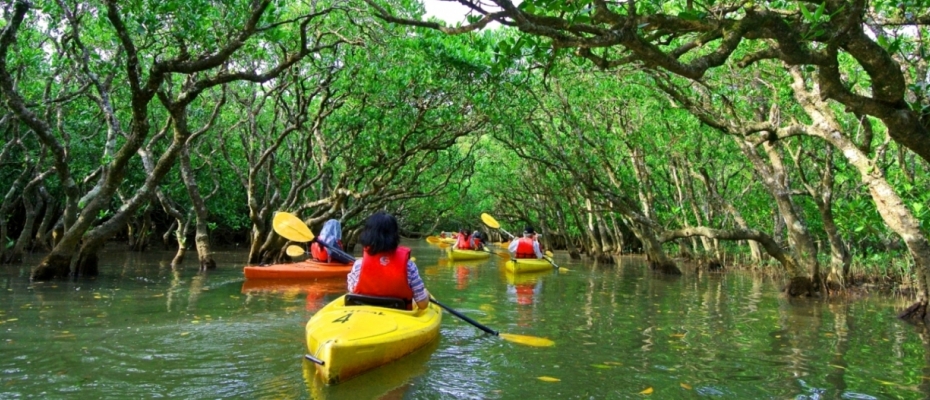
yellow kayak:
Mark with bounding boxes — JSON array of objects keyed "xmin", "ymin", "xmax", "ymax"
[
  {"xmin": 305, "ymin": 294, "xmax": 442, "ymax": 384},
  {"xmin": 505, "ymin": 258, "xmax": 553, "ymax": 273},
  {"xmin": 446, "ymin": 247, "xmax": 491, "ymax": 261}
]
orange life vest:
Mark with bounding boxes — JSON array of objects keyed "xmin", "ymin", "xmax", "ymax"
[
  {"xmin": 455, "ymin": 232, "xmax": 473, "ymax": 250},
  {"xmin": 515, "ymin": 237, "xmax": 537, "ymax": 259},
  {"xmin": 310, "ymin": 240, "xmax": 343, "ymax": 263},
  {"xmin": 354, "ymin": 246, "xmax": 413, "ymax": 303}
]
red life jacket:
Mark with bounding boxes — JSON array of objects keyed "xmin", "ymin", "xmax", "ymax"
[
  {"xmin": 354, "ymin": 246, "xmax": 413, "ymax": 304},
  {"xmin": 310, "ymin": 240, "xmax": 343, "ymax": 263},
  {"xmin": 515, "ymin": 237, "xmax": 537, "ymax": 259},
  {"xmin": 455, "ymin": 232, "xmax": 473, "ymax": 250}
]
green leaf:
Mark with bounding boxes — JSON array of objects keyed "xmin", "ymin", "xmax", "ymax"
[
  {"xmin": 799, "ymin": 2, "xmax": 813, "ymax": 21},
  {"xmin": 813, "ymin": 1, "xmax": 826, "ymax": 20}
]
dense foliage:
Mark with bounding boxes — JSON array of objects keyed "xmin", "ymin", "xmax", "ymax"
[{"xmin": 3, "ymin": 0, "xmax": 930, "ymax": 320}]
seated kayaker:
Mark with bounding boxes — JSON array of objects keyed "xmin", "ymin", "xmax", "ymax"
[
  {"xmin": 311, "ymin": 219, "xmax": 352, "ymax": 264},
  {"xmin": 347, "ymin": 212, "xmax": 430, "ymax": 310},
  {"xmin": 508, "ymin": 226, "xmax": 544, "ymax": 259},
  {"xmin": 455, "ymin": 229, "xmax": 478, "ymax": 250},
  {"xmin": 471, "ymin": 230, "xmax": 487, "ymax": 251}
]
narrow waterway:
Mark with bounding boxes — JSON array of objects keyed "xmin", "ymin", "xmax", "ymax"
[{"xmin": 1, "ymin": 240, "xmax": 926, "ymax": 399}]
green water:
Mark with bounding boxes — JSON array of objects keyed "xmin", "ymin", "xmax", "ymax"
[{"xmin": 1, "ymin": 240, "xmax": 927, "ymax": 399}]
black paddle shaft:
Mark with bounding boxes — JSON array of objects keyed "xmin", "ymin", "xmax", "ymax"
[{"xmin": 430, "ymin": 298, "xmax": 499, "ymax": 336}]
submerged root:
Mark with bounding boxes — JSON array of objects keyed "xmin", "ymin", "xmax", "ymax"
[
  {"xmin": 898, "ymin": 301, "xmax": 929, "ymax": 325},
  {"xmin": 650, "ymin": 260, "xmax": 682, "ymax": 275},
  {"xmin": 785, "ymin": 276, "xmax": 815, "ymax": 297}
]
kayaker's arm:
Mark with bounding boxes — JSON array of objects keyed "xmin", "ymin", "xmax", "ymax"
[{"xmin": 415, "ymin": 291, "xmax": 430, "ymax": 312}]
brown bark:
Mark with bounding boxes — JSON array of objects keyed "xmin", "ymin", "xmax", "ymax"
[
  {"xmin": 736, "ymin": 137, "xmax": 819, "ymax": 290},
  {"xmin": 788, "ymin": 143, "xmax": 851, "ymax": 289},
  {"xmin": 6, "ymin": 169, "xmax": 53, "ymax": 263},
  {"xmin": 784, "ymin": 67, "xmax": 930, "ymax": 321},
  {"xmin": 660, "ymin": 226, "xmax": 802, "ymax": 277}
]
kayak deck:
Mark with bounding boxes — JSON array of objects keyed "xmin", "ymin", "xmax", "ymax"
[
  {"xmin": 505, "ymin": 258, "xmax": 553, "ymax": 273},
  {"xmin": 306, "ymin": 295, "xmax": 441, "ymax": 384},
  {"xmin": 243, "ymin": 260, "xmax": 352, "ymax": 280},
  {"xmin": 446, "ymin": 247, "xmax": 491, "ymax": 261}
]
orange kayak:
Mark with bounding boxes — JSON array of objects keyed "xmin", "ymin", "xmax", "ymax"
[{"xmin": 243, "ymin": 260, "xmax": 353, "ymax": 280}]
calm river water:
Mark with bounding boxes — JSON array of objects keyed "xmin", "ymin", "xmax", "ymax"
[{"xmin": 1, "ymin": 240, "xmax": 927, "ymax": 399}]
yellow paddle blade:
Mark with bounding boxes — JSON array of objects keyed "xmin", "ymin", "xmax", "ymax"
[
  {"xmin": 545, "ymin": 250, "xmax": 554, "ymax": 258},
  {"xmin": 499, "ymin": 333, "xmax": 555, "ymax": 347},
  {"xmin": 272, "ymin": 211, "xmax": 314, "ymax": 242},
  {"xmin": 285, "ymin": 245, "xmax": 306, "ymax": 257},
  {"xmin": 481, "ymin": 213, "xmax": 500, "ymax": 229}
]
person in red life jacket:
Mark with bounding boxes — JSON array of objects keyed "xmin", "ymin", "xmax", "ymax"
[
  {"xmin": 471, "ymin": 230, "xmax": 489, "ymax": 251},
  {"xmin": 455, "ymin": 229, "xmax": 478, "ymax": 250},
  {"xmin": 347, "ymin": 212, "xmax": 430, "ymax": 310},
  {"xmin": 508, "ymin": 226, "xmax": 544, "ymax": 259},
  {"xmin": 310, "ymin": 219, "xmax": 348, "ymax": 263}
]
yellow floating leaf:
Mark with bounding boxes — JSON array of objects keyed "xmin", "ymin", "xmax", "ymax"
[
  {"xmin": 583, "ymin": 342, "xmax": 597, "ymax": 345},
  {"xmin": 671, "ymin": 333, "xmax": 686, "ymax": 338},
  {"xmin": 639, "ymin": 387, "xmax": 654, "ymax": 395},
  {"xmin": 537, "ymin": 376, "xmax": 561, "ymax": 382},
  {"xmin": 680, "ymin": 383, "xmax": 692, "ymax": 390},
  {"xmin": 180, "ymin": 332, "xmax": 190, "ymax": 336},
  {"xmin": 152, "ymin": 294, "xmax": 165, "ymax": 297},
  {"xmin": 829, "ymin": 364, "xmax": 846, "ymax": 370},
  {"xmin": 191, "ymin": 320, "xmax": 200, "ymax": 324},
  {"xmin": 591, "ymin": 364, "xmax": 613, "ymax": 369},
  {"xmin": 7, "ymin": 318, "xmax": 18, "ymax": 322},
  {"xmin": 479, "ymin": 304, "xmax": 495, "ymax": 312},
  {"xmin": 603, "ymin": 361, "xmax": 622, "ymax": 366}
]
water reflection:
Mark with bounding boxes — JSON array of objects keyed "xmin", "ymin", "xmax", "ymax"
[
  {"xmin": 2, "ymin": 245, "xmax": 929, "ymax": 399},
  {"xmin": 241, "ymin": 279, "xmax": 347, "ymax": 312},
  {"xmin": 303, "ymin": 338, "xmax": 439, "ymax": 400}
]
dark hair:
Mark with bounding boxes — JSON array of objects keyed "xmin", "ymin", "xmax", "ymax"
[{"xmin": 359, "ymin": 212, "xmax": 400, "ymax": 254}]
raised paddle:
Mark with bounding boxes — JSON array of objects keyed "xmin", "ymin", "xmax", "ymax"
[
  {"xmin": 286, "ymin": 245, "xmax": 307, "ymax": 257},
  {"xmin": 272, "ymin": 211, "xmax": 355, "ymax": 263},
  {"xmin": 429, "ymin": 297, "xmax": 554, "ymax": 347},
  {"xmin": 480, "ymin": 213, "xmax": 515, "ymax": 239}
]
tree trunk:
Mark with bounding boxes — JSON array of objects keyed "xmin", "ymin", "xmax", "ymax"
[
  {"xmin": 7, "ymin": 171, "xmax": 51, "ymax": 263},
  {"xmin": 786, "ymin": 67, "xmax": 930, "ymax": 321},
  {"xmin": 660, "ymin": 226, "xmax": 805, "ymax": 282},
  {"xmin": 180, "ymin": 145, "xmax": 216, "ymax": 270},
  {"xmin": 738, "ymin": 138, "xmax": 820, "ymax": 294}
]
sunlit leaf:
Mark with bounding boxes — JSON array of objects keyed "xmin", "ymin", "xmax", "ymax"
[
  {"xmin": 180, "ymin": 332, "xmax": 190, "ymax": 336},
  {"xmin": 639, "ymin": 387, "xmax": 654, "ymax": 394},
  {"xmin": 591, "ymin": 364, "xmax": 612, "ymax": 369},
  {"xmin": 680, "ymin": 383, "xmax": 692, "ymax": 390},
  {"xmin": 538, "ymin": 376, "xmax": 561, "ymax": 382}
]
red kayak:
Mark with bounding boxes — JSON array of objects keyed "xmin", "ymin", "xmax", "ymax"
[{"xmin": 243, "ymin": 259, "xmax": 353, "ymax": 280}]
